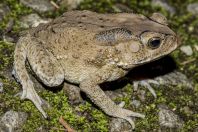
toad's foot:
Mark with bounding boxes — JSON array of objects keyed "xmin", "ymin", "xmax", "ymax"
[
  {"xmin": 111, "ymin": 107, "xmax": 145, "ymax": 129},
  {"xmin": 21, "ymin": 82, "xmax": 48, "ymax": 118},
  {"xmin": 133, "ymin": 79, "xmax": 160, "ymax": 98}
]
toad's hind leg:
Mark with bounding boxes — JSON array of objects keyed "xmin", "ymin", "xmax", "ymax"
[{"xmin": 14, "ymin": 36, "xmax": 64, "ymax": 118}]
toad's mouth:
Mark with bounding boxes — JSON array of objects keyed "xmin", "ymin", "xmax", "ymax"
[
  {"xmin": 118, "ymin": 46, "xmax": 177, "ymax": 70},
  {"xmin": 133, "ymin": 47, "xmax": 177, "ymax": 65}
]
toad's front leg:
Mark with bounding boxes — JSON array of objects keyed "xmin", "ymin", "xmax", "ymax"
[{"xmin": 79, "ymin": 64, "xmax": 145, "ymax": 129}]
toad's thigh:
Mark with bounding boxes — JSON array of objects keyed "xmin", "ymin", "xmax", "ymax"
[{"xmin": 27, "ymin": 41, "xmax": 64, "ymax": 87}]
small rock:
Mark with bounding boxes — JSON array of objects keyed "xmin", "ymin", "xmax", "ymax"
[
  {"xmin": 158, "ymin": 105, "xmax": 184, "ymax": 129},
  {"xmin": 59, "ymin": 0, "xmax": 84, "ymax": 10},
  {"xmin": 3, "ymin": 35, "xmax": 15, "ymax": 43},
  {"xmin": 137, "ymin": 90, "xmax": 146, "ymax": 102},
  {"xmin": 20, "ymin": 0, "xmax": 55, "ymax": 13},
  {"xmin": 118, "ymin": 101, "xmax": 125, "ymax": 108},
  {"xmin": 20, "ymin": 13, "xmax": 51, "ymax": 28},
  {"xmin": 113, "ymin": 4, "xmax": 133, "ymax": 13},
  {"xmin": 36, "ymin": 126, "xmax": 48, "ymax": 132},
  {"xmin": 180, "ymin": 45, "xmax": 193, "ymax": 56},
  {"xmin": 187, "ymin": 3, "xmax": 198, "ymax": 15},
  {"xmin": 109, "ymin": 118, "xmax": 132, "ymax": 132},
  {"xmin": 0, "ymin": 110, "xmax": 28, "ymax": 132},
  {"xmin": 105, "ymin": 90, "xmax": 127, "ymax": 101},
  {"xmin": 131, "ymin": 100, "xmax": 141, "ymax": 108},
  {"xmin": 194, "ymin": 127, "xmax": 198, "ymax": 132},
  {"xmin": 63, "ymin": 83, "xmax": 83, "ymax": 104},
  {"xmin": 155, "ymin": 71, "xmax": 193, "ymax": 89},
  {"xmin": 0, "ymin": 4, "xmax": 10, "ymax": 22},
  {"xmin": 151, "ymin": 0, "xmax": 176, "ymax": 15},
  {"xmin": 182, "ymin": 106, "xmax": 193, "ymax": 115}
]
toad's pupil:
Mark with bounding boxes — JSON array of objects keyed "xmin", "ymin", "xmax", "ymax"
[
  {"xmin": 151, "ymin": 39, "xmax": 160, "ymax": 47},
  {"xmin": 148, "ymin": 38, "xmax": 161, "ymax": 49}
]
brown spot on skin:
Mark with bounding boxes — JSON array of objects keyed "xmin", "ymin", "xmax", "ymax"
[{"xmin": 81, "ymin": 14, "xmax": 86, "ymax": 17}]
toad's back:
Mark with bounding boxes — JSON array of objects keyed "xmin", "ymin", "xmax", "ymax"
[{"xmin": 28, "ymin": 10, "xmax": 150, "ymax": 36}]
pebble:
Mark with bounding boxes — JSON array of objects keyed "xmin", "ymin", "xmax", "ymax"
[
  {"xmin": 131, "ymin": 100, "xmax": 141, "ymax": 108},
  {"xmin": 2, "ymin": 35, "xmax": 15, "ymax": 43},
  {"xmin": 0, "ymin": 110, "xmax": 28, "ymax": 132},
  {"xmin": 63, "ymin": 83, "xmax": 83, "ymax": 104},
  {"xmin": 187, "ymin": 3, "xmax": 198, "ymax": 15},
  {"xmin": 118, "ymin": 101, "xmax": 125, "ymax": 108},
  {"xmin": 158, "ymin": 105, "xmax": 184, "ymax": 129},
  {"xmin": 20, "ymin": 0, "xmax": 55, "ymax": 13},
  {"xmin": 109, "ymin": 118, "xmax": 132, "ymax": 132},
  {"xmin": 36, "ymin": 126, "xmax": 48, "ymax": 132},
  {"xmin": 180, "ymin": 45, "xmax": 193, "ymax": 56},
  {"xmin": 155, "ymin": 71, "xmax": 193, "ymax": 89},
  {"xmin": 137, "ymin": 90, "xmax": 146, "ymax": 102},
  {"xmin": 182, "ymin": 106, "xmax": 193, "ymax": 116},
  {"xmin": 20, "ymin": 13, "xmax": 51, "ymax": 28},
  {"xmin": 151, "ymin": 0, "xmax": 176, "ymax": 15},
  {"xmin": 59, "ymin": 0, "xmax": 84, "ymax": 10}
]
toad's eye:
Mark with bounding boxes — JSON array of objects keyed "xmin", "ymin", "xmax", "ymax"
[{"xmin": 147, "ymin": 37, "xmax": 161, "ymax": 49}]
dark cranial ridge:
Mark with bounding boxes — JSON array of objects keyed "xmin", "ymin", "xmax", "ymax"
[{"xmin": 95, "ymin": 28, "xmax": 133, "ymax": 45}]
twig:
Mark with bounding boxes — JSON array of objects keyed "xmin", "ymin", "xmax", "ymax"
[
  {"xmin": 59, "ymin": 116, "xmax": 76, "ymax": 132},
  {"xmin": 50, "ymin": 1, "xmax": 60, "ymax": 9},
  {"xmin": 51, "ymin": 127, "xmax": 66, "ymax": 131},
  {"xmin": 180, "ymin": 58, "xmax": 196, "ymax": 65}
]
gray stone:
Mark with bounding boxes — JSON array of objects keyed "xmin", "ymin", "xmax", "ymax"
[
  {"xmin": 118, "ymin": 101, "xmax": 125, "ymax": 108},
  {"xmin": 137, "ymin": 90, "xmax": 146, "ymax": 102},
  {"xmin": 2, "ymin": 35, "xmax": 15, "ymax": 43},
  {"xmin": 36, "ymin": 126, "xmax": 48, "ymax": 132},
  {"xmin": 131, "ymin": 100, "xmax": 141, "ymax": 108},
  {"xmin": 109, "ymin": 118, "xmax": 132, "ymax": 132},
  {"xmin": 151, "ymin": 0, "xmax": 176, "ymax": 15},
  {"xmin": 194, "ymin": 127, "xmax": 198, "ymax": 132},
  {"xmin": 59, "ymin": 0, "xmax": 84, "ymax": 10},
  {"xmin": 155, "ymin": 71, "xmax": 193, "ymax": 88},
  {"xmin": 0, "ymin": 4, "xmax": 10, "ymax": 22},
  {"xmin": 20, "ymin": 13, "xmax": 51, "ymax": 28},
  {"xmin": 182, "ymin": 106, "xmax": 193, "ymax": 116},
  {"xmin": 105, "ymin": 90, "xmax": 128, "ymax": 101},
  {"xmin": 63, "ymin": 83, "xmax": 83, "ymax": 104},
  {"xmin": 180, "ymin": 45, "xmax": 193, "ymax": 56},
  {"xmin": 20, "ymin": 0, "xmax": 55, "ymax": 13},
  {"xmin": 113, "ymin": 4, "xmax": 133, "ymax": 13},
  {"xmin": 158, "ymin": 105, "xmax": 184, "ymax": 129},
  {"xmin": 0, "ymin": 110, "xmax": 28, "ymax": 132},
  {"xmin": 187, "ymin": 3, "xmax": 198, "ymax": 15}
]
